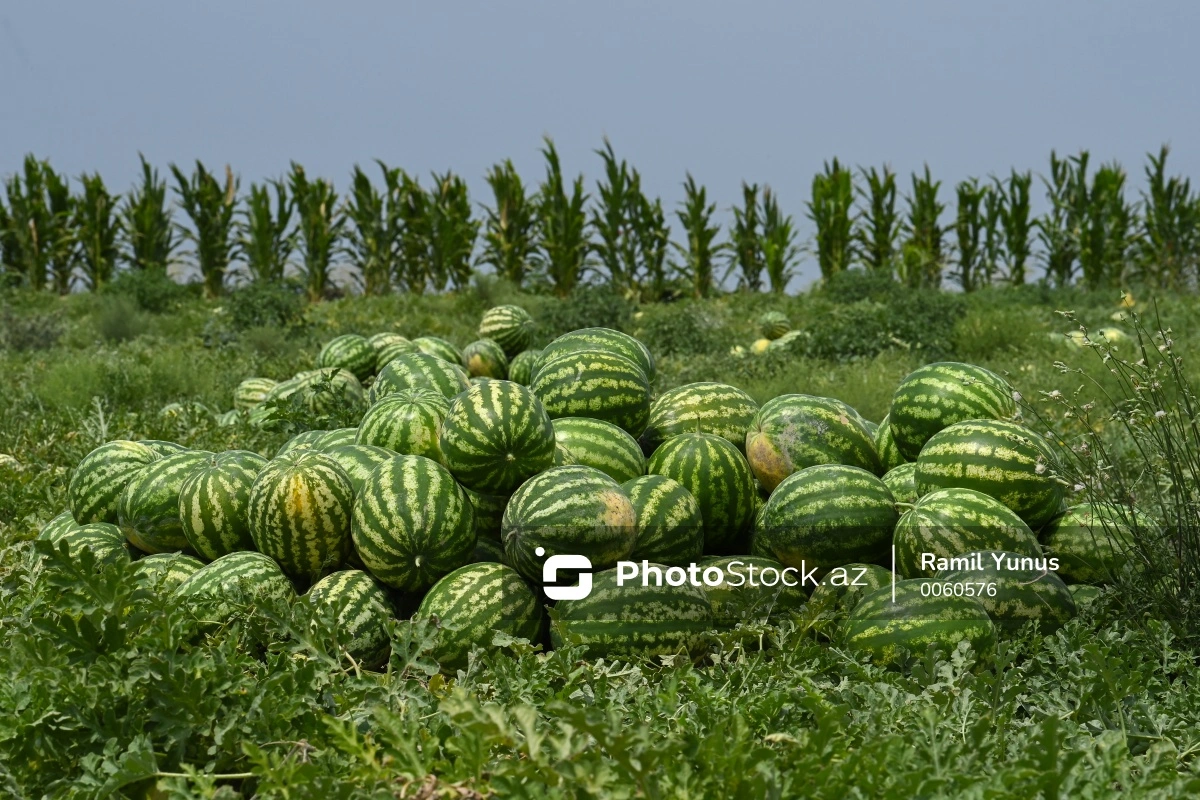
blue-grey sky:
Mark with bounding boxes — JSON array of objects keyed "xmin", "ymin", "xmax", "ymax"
[{"xmin": 3, "ymin": 2, "xmax": 1198, "ymax": 286}]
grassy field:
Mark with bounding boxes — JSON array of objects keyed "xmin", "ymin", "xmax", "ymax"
[{"xmin": 4, "ymin": 275, "xmax": 1200, "ymax": 797}]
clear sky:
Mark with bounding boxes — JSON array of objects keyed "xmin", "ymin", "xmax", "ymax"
[{"xmin": 2, "ymin": 2, "xmax": 1198, "ymax": 286}]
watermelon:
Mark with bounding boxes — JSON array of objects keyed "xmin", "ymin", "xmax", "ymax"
[
  {"xmin": 68, "ymin": 440, "xmax": 161, "ymax": 525},
  {"xmin": 843, "ymin": 580, "xmax": 996, "ymax": 665},
  {"xmin": 536, "ymin": 327, "xmax": 656, "ymax": 384},
  {"xmin": 48, "ymin": 522, "xmax": 131, "ymax": 567},
  {"xmin": 323, "ymin": 444, "xmax": 396, "ymax": 495},
  {"xmin": 367, "ymin": 332, "xmax": 413, "ymax": 366},
  {"xmin": 464, "ymin": 486, "xmax": 508, "ymax": 543},
  {"xmin": 507, "ymin": 349, "xmax": 542, "ymax": 386},
  {"xmin": 118, "ymin": 450, "xmax": 211, "ymax": 554},
  {"xmin": 756, "ymin": 464, "xmax": 897, "ymax": 572},
  {"xmin": 216, "ymin": 410, "xmax": 240, "ymax": 427},
  {"xmin": 470, "ymin": 537, "xmax": 506, "ymax": 565},
  {"xmin": 370, "ymin": 353, "xmax": 470, "ymax": 404},
  {"xmin": 915, "ymin": 419, "xmax": 1064, "ymax": 529},
  {"xmin": 176, "ymin": 551, "xmax": 295, "ymax": 623},
  {"xmin": 305, "ymin": 569, "xmax": 395, "ymax": 669},
  {"xmin": 463, "ymin": 338, "xmax": 509, "ymax": 379},
  {"xmin": 413, "ymin": 336, "xmax": 465, "ymax": 366},
  {"xmin": 234, "ymin": 378, "xmax": 278, "ymax": 411},
  {"xmin": 873, "ymin": 413, "xmax": 907, "ymax": 472},
  {"xmin": 646, "ymin": 432, "xmax": 756, "ymax": 555},
  {"xmin": 300, "ymin": 368, "xmax": 366, "ymax": 418},
  {"xmin": 549, "ymin": 567, "xmax": 712, "ymax": 661},
  {"xmin": 318, "ymin": 334, "xmax": 376, "ymax": 382},
  {"xmin": 1041, "ymin": 503, "xmax": 1157, "ymax": 585},
  {"xmin": 1070, "ymin": 584, "xmax": 1102, "ymax": 607},
  {"xmin": 532, "ymin": 350, "xmax": 651, "ymax": 437},
  {"xmin": 894, "ymin": 488, "xmax": 1043, "ymax": 579},
  {"xmin": 502, "ymin": 465, "xmax": 637, "ymax": 583},
  {"xmin": 38, "ymin": 510, "xmax": 81, "ymax": 543},
  {"xmin": 439, "ymin": 380, "xmax": 556, "ymax": 494},
  {"xmin": 759, "ymin": 311, "xmax": 791, "ymax": 340},
  {"xmin": 934, "ymin": 550, "xmax": 1076, "ymax": 632},
  {"xmin": 139, "ymin": 440, "xmax": 189, "ymax": 457},
  {"xmin": 417, "ymin": 562, "xmax": 545, "ymax": 673},
  {"xmin": 639, "ymin": 382, "xmax": 760, "ymax": 454},
  {"xmin": 247, "ymin": 450, "xmax": 355, "ymax": 583},
  {"xmin": 133, "ymin": 552, "xmax": 205, "ymax": 591},
  {"xmin": 745, "ymin": 394, "xmax": 882, "ymax": 493},
  {"xmin": 806, "ymin": 563, "xmax": 892, "ymax": 617},
  {"xmin": 312, "ymin": 428, "xmax": 357, "ymax": 451},
  {"xmin": 478, "ymin": 305, "xmax": 535, "ymax": 357},
  {"xmin": 700, "ymin": 555, "xmax": 808, "ymax": 625},
  {"xmin": 178, "ymin": 450, "xmax": 269, "ymax": 561},
  {"xmin": 888, "ymin": 362, "xmax": 1016, "ymax": 461},
  {"xmin": 263, "ymin": 375, "xmax": 307, "ymax": 406},
  {"xmin": 622, "ymin": 475, "xmax": 704, "ymax": 565},
  {"xmin": 882, "ymin": 462, "xmax": 919, "ymax": 506},
  {"xmin": 352, "ymin": 455, "xmax": 476, "ymax": 592},
  {"xmin": 356, "ymin": 388, "xmax": 449, "ymax": 463},
  {"xmin": 276, "ymin": 429, "xmax": 328, "ymax": 457},
  {"xmin": 553, "ymin": 417, "xmax": 645, "ymax": 484}
]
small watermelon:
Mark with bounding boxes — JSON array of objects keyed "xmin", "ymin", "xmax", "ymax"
[
  {"xmin": 882, "ymin": 462, "xmax": 919, "ymax": 506},
  {"xmin": 234, "ymin": 378, "xmax": 278, "ymax": 411},
  {"xmin": 178, "ymin": 450, "xmax": 269, "ymax": 561},
  {"xmin": 888, "ymin": 362, "xmax": 1016, "ymax": 461},
  {"xmin": 532, "ymin": 350, "xmax": 652, "ymax": 437},
  {"xmin": 536, "ymin": 327, "xmax": 655, "ymax": 384},
  {"xmin": 133, "ymin": 552, "xmax": 205, "ymax": 591},
  {"xmin": 68, "ymin": 440, "xmax": 161, "ymax": 525},
  {"xmin": 370, "ymin": 353, "xmax": 470, "ymax": 404},
  {"xmin": 463, "ymin": 338, "xmax": 509, "ymax": 379},
  {"xmin": 478, "ymin": 305, "xmax": 535, "ymax": 357},
  {"xmin": 806, "ymin": 563, "xmax": 892, "ymax": 617},
  {"xmin": 305, "ymin": 569, "xmax": 395, "ymax": 669},
  {"xmin": 639, "ymin": 382, "xmax": 760, "ymax": 455},
  {"xmin": 119, "ymin": 450, "xmax": 212, "ymax": 554},
  {"xmin": 356, "ymin": 388, "xmax": 450, "ymax": 463},
  {"xmin": 553, "ymin": 417, "xmax": 645, "ymax": 484},
  {"xmin": 934, "ymin": 550, "xmax": 1076, "ymax": 632},
  {"xmin": 323, "ymin": 444, "xmax": 397, "ymax": 496},
  {"xmin": 843, "ymin": 580, "xmax": 996, "ymax": 666},
  {"xmin": 622, "ymin": 475, "xmax": 704, "ymax": 565},
  {"xmin": 318, "ymin": 334, "xmax": 376, "ymax": 382},
  {"xmin": 507, "ymin": 349, "xmax": 542, "ymax": 386}
]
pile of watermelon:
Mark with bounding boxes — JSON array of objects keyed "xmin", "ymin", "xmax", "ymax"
[{"xmin": 40, "ymin": 303, "xmax": 1137, "ymax": 672}]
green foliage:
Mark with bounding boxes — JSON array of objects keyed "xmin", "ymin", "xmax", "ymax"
[
  {"xmin": 394, "ymin": 171, "xmax": 430, "ymax": 293},
  {"xmin": 237, "ymin": 178, "xmax": 294, "ymax": 285},
  {"xmin": 632, "ymin": 191, "xmax": 674, "ymax": 302},
  {"xmin": 590, "ymin": 139, "xmax": 643, "ymax": 295},
  {"xmin": 676, "ymin": 174, "xmax": 721, "ymax": 298},
  {"xmin": 289, "ymin": 163, "xmax": 344, "ymax": 303},
  {"xmin": 535, "ymin": 138, "xmax": 590, "ymax": 298},
  {"xmin": 426, "ymin": 171, "xmax": 478, "ymax": 292},
  {"xmin": 801, "ymin": 286, "xmax": 965, "ymax": 363},
  {"xmin": 102, "ymin": 268, "xmax": 196, "ymax": 314},
  {"xmin": 952, "ymin": 178, "xmax": 987, "ymax": 292},
  {"xmin": 1039, "ymin": 150, "xmax": 1090, "ymax": 288},
  {"xmin": 855, "ymin": 165, "xmax": 901, "ymax": 275},
  {"xmin": 807, "ymin": 158, "xmax": 855, "ymax": 281},
  {"xmin": 478, "ymin": 160, "xmax": 538, "ymax": 288},
  {"xmin": 634, "ymin": 300, "xmax": 731, "ymax": 359},
  {"xmin": 1137, "ymin": 146, "xmax": 1200, "ymax": 290},
  {"xmin": 0, "ymin": 304, "xmax": 63, "ymax": 351},
  {"xmin": 120, "ymin": 155, "xmax": 178, "ymax": 275},
  {"xmin": 342, "ymin": 164, "xmax": 394, "ymax": 295},
  {"xmin": 728, "ymin": 182, "xmax": 763, "ymax": 292},
  {"xmin": 899, "ymin": 165, "xmax": 946, "ymax": 289},
  {"xmin": 1078, "ymin": 161, "xmax": 1134, "ymax": 291},
  {"xmin": 761, "ymin": 187, "xmax": 800, "ymax": 294},
  {"xmin": 998, "ymin": 170, "xmax": 1033, "ymax": 285},
  {"xmin": 2, "ymin": 155, "xmax": 75, "ymax": 292},
  {"xmin": 74, "ymin": 173, "xmax": 121, "ymax": 291},
  {"xmin": 224, "ymin": 280, "xmax": 308, "ymax": 331},
  {"xmin": 171, "ymin": 161, "xmax": 239, "ymax": 298},
  {"xmin": 92, "ymin": 296, "xmax": 150, "ymax": 343},
  {"xmin": 536, "ymin": 283, "xmax": 634, "ymax": 340}
]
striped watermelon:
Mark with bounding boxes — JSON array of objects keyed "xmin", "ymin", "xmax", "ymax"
[
  {"xmin": 439, "ymin": 380, "xmax": 556, "ymax": 494},
  {"xmin": 888, "ymin": 362, "xmax": 1016, "ymax": 461},
  {"xmin": 756, "ymin": 464, "xmax": 897, "ymax": 572},
  {"xmin": 368, "ymin": 331, "xmax": 413, "ymax": 361},
  {"xmin": 464, "ymin": 486, "xmax": 508, "ymax": 543},
  {"xmin": 45, "ymin": 522, "xmax": 131, "ymax": 567},
  {"xmin": 417, "ymin": 562, "xmax": 545, "ymax": 672},
  {"xmin": 507, "ymin": 349, "xmax": 542, "ymax": 386},
  {"xmin": 119, "ymin": 450, "xmax": 211, "ymax": 554},
  {"xmin": 502, "ymin": 465, "xmax": 637, "ymax": 583},
  {"xmin": 68, "ymin": 440, "xmax": 160, "ymax": 525},
  {"xmin": 531, "ymin": 350, "xmax": 651, "ymax": 437},
  {"xmin": 305, "ymin": 569, "xmax": 395, "ymax": 669},
  {"xmin": 370, "ymin": 353, "xmax": 470, "ymax": 404},
  {"xmin": 234, "ymin": 378, "xmax": 278, "ymax": 411},
  {"xmin": 478, "ymin": 305, "xmax": 535, "ymax": 357},
  {"xmin": 639, "ymin": 382, "xmax": 760, "ymax": 454},
  {"xmin": 176, "ymin": 551, "xmax": 296, "ymax": 624},
  {"xmin": 894, "ymin": 488, "xmax": 1042, "ymax": 579},
  {"xmin": 622, "ymin": 475, "xmax": 704, "ymax": 565},
  {"xmin": 178, "ymin": 450, "xmax": 269, "ymax": 561},
  {"xmin": 470, "ymin": 537, "xmax": 506, "ymax": 565},
  {"xmin": 318, "ymin": 334, "xmax": 376, "ymax": 382},
  {"xmin": 745, "ymin": 394, "xmax": 882, "ymax": 493},
  {"xmin": 300, "ymin": 368, "xmax": 366, "ymax": 418},
  {"xmin": 133, "ymin": 552, "xmax": 205, "ymax": 591},
  {"xmin": 873, "ymin": 413, "xmax": 907, "ymax": 471},
  {"xmin": 766, "ymin": 329, "xmax": 806, "ymax": 353},
  {"xmin": 413, "ymin": 336, "xmax": 465, "ymax": 366},
  {"xmin": 759, "ymin": 311, "xmax": 791, "ymax": 340},
  {"xmin": 375, "ymin": 339, "xmax": 421, "ymax": 370},
  {"xmin": 139, "ymin": 440, "xmax": 189, "ymax": 457},
  {"xmin": 323, "ymin": 444, "xmax": 396, "ymax": 495},
  {"xmin": 263, "ymin": 375, "xmax": 307, "ymax": 406},
  {"xmin": 843, "ymin": 580, "xmax": 996, "ymax": 665},
  {"xmin": 247, "ymin": 451, "xmax": 355, "ymax": 582},
  {"xmin": 553, "ymin": 417, "xmax": 645, "ymax": 484},
  {"xmin": 217, "ymin": 410, "xmax": 240, "ymax": 427},
  {"xmin": 313, "ymin": 428, "xmax": 358, "ymax": 451},
  {"xmin": 549, "ymin": 567, "xmax": 712, "ymax": 661},
  {"xmin": 463, "ymin": 339, "xmax": 509, "ymax": 379},
  {"xmin": 646, "ymin": 432, "xmax": 756, "ymax": 555},
  {"xmin": 882, "ymin": 462, "xmax": 919, "ymax": 506},
  {"xmin": 915, "ymin": 419, "xmax": 1064, "ymax": 529},
  {"xmin": 356, "ymin": 389, "xmax": 449, "ymax": 463},
  {"xmin": 1070, "ymin": 584, "xmax": 1102, "ymax": 607},
  {"xmin": 351, "ymin": 455, "xmax": 476, "ymax": 592},
  {"xmin": 934, "ymin": 550, "xmax": 1076, "ymax": 632},
  {"xmin": 1041, "ymin": 503, "xmax": 1156, "ymax": 585},
  {"xmin": 806, "ymin": 563, "xmax": 892, "ymax": 617},
  {"xmin": 38, "ymin": 510, "xmax": 81, "ymax": 543},
  {"xmin": 536, "ymin": 327, "xmax": 656, "ymax": 384},
  {"xmin": 700, "ymin": 555, "xmax": 808, "ymax": 625},
  {"xmin": 276, "ymin": 429, "xmax": 328, "ymax": 457}
]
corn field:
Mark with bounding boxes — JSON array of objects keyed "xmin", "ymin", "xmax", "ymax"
[{"xmin": 2, "ymin": 142, "xmax": 1198, "ymax": 298}]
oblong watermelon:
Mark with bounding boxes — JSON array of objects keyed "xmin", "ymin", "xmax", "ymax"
[
  {"xmin": 178, "ymin": 450, "xmax": 269, "ymax": 561},
  {"xmin": 478, "ymin": 305, "xmax": 535, "ymax": 358},
  {"xmin": 536, "ymin": 327, "xmax": 655, "ymax": 384},
  {"xmin": 323, "ymin": 444, "xmax": 397, "ymax": 496},
  {"xmin": 934, "ymin": 550, "xmax": 1076, "ymax": 632},
  {"xmin": 68, "ymin": 440, "xmax": 161, "ymax": 525},
  {"xmin": 531, "ymin": 350, "xmax": 652, "ymax": 437},
  {"xmin": 119, "ymin": 450, "xmax": 211, "ymax": 554},
  {"xmin": 234, "ymin": 378, "xmax": 278, "ymax": 411},
  {"xmin": 356, "ymin": 388, "xmax": 450, "ymax": 463},
  {"xmin": 889, "ymin": 362, "xmax": 1015, "ymax": 461},
  {"xmin": 843, "ymin": 579, "xmax": 996, "ymax": 665},
  {"xmin": 370, "ymin": 353, "xmax": 470, "ymax": 404},
  {"xmin": 623, "ymin": 474, "xmax": 705, "ymax": 566},
  {"xmin": 38, "ymin": 510, "xmax": 81, "ymax": 544},
  {"xmin": 639, "ymin": 382, "xmax": 760, "ymax": 455},
  {"xmin": 305, "ymin": 569, "xmax": 395, "ymax": 669},
  {"xmin": 553, "ymin": 417, "xmax": 645, "ymax": 484},
  {"xmin": 318, "ymin": 334, "xmax": 375, "ymax": 382},
  {"xmin": 463, "ymin": 338, "xmax": 509, "ymax": 379}
]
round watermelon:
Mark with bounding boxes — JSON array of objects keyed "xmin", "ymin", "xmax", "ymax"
[
  {"xmin": 873, "ymin": 413, "xmax": 907, "ymax": 472},
  {"xmin": 478, "ymin": 305, "xmax": 535, "ymax": 358},
  {"xmin": 882, "ymin": 462, "xmax": 919, "ymax": 506},
  {"xmin": 639, "ymin": 382, "xmax": 759, "ymax": 455},
  {"xmin": 276, "ymin": 429, "xmax": 328, "ymax": 457},
  {"xmin": 934, "ymin": 550, "xmax": 1076, "ymax": 632},
  {"xmin": 806, "ymin": 563, "xmax": 892, "ymax": 617},
  {"xmin": 138, "ymin": 440, "xmax": 189, "ymax": 457},
  {"xmin": 553, "ymin": 417, "xmax": 645, "ymax": 484},
  {"xmin": 888, "ymin": 362, "xmax": 1016, "ymax": 461},
  {"xmin": 178, "ymin": 450, "xmax": 268, "ymax": 561},
  {"xmin": 318, "ymin": 334, "xmax": 375, "ymax": 382},
  {"xmin": 234, "ymin": 378, "xmax": 278, "ymax": 411},
  {"xmin": 622, "ymin": 475, "xmax": 704, "ymax": 565},
  {"xmin": 299, "ymin": 368, "xmax": 365, "ymax": 418},
  {"xmin": 133, "ymin": 552, "xmax": 205, "ymax": 591},
  {"xmin": 463, "ymin": 338, "xmax": 509, "ymax": 379},
  {"xmin": 532, "ymin": 350, "xmax": 651, "ymax": 437},
  {"xmin": 47, "ymin": 522, "xmax": 131, "ymax": 567},
  {"xmin": 68, "ymin": 440, "xmax": 161, "ymax": 525},
  {"xmin": 38, "ymin": 510, "xmax": 81, "ymax": 544},
  {"xmin": 356, "ymin": 388, "xmax": 449, "ymax": 463},
  {"xmin": 412, "ymin": 336, "xmax": 465, "ymax": 366},
  {"xmin": 843, "ymin": 579, "xmax": 996, "ymax": 665},
  {"xmin": 507, "ymin": 349, "xmax": 542, "ymax": 386},
  {"xmin": 176, "ymin": 551, "xmax": 296, "ymax": 624},
  {"xmin": 759, "ymin": 311, "xmax": 791, "ymax": 340},
  {"xmin": 536, "ymin": 327, "xmax": 655, "ymax": 384},
  {"xmin": 367, "ymin": 331, "xmax": 414, "ymax": 365},
  {"xmin": 370, "ymin": 352, "xmax": 470, "ymax": 404},
  {"xmin": 305, "ymin": 569, "xmax": 395, "ymax": 669},
  {"xmin": 119, "ymin": 450, "xmax": 211, "ymax": 554},
  {"xmin": 322, "ymin": 444, "xmax": 396, "ymax": 496}
]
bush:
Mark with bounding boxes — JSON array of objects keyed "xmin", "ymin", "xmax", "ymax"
[
  {"xmin": 800, "ymin": 290, "xmax": 964, "ymax": 363},
  {"xmin": 537, "ymin": 283, "xmax": 634, "ymax": 341},
  {"xmin": 818, "ymin": 268, "xmax": 900, "ymax": 304},
  {"xmin": 0, "ymin": 306, "xmax": 63, "ymax": 351},
  {"xmin": 92, "ymin": 296, "xmax": 150, "ymax": 344},
  {"xmin": 103, "ymin": 269, "xmax": 198, "ymax": 313},
  {"xmin": 635, "ymin": 301, "xmax": 732, "ymax": 359},
  {"xmin": 224, "ymin": 280, "xmax": 308, "ymax": 331}
]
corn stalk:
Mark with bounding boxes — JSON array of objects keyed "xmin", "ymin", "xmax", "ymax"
[
  {"xmin": 855, "ymin": 165, "xmax": 900, "ymax": 275},
  {"xmin": 477, "ymin": 159, "xmax": 538, "ymax": 288},
  {"xmin": 237, "ymin": 178, "xmax": 294, "ymax": 285},
  {"xmin": 1038, "ymin": 150, "xmax": 1089, "ymax": 287},
  {"xmin": 3, "ymin": 156, "xmax": 75, "ymax": 292},
  {"xmin": 342, "ymin": 164, "xmax": 394, "ymax": 295},
  {"xmin": 632, "ymin": 192, "xmax": 672, "ymax": 302},
  {"xmin": 807, "ymin": 158, "xmax": 855, "ymax": 281},
  {"xmin": 535, "ymin": 138, "xmax": 590, "ymax": 297},
  {"xmin": 952, "ymin": 178, "xmax": 986, "ymax": 292},
  {"xmin": 120, "ymin": 155, "xmax": 177, "ymax": 275},
  {"xmin": 289, "ymin": 163, "xmax": 343, "ymax": 303},
  {"xmin": 898, "ymin": 165, "xmax": 946, "ymax": 289},
  {"xmin": 75, "ymin": 173, "xmax": 120, "ymax": 291},
  {"xmin": 171, "ymin": 161, "xmax": 238, "ymax": 297},
  {"xmin": 727, "ymin": 183, "xmax": 763, "ymax": 292},
  {"xmin": 427, "ymin": 171, "xmax": 478, "ymax": 291},
  {"xmin": 997, "ymin": 170, "xmax": 1033, "ymax": 285},
  {"xmin": 590, "ymin": 139, "xmax": 642, "ymax": 295},
  {"xmin": 762, "ymin": 187, "xmax": 799, "ymax": 294},
  {"xmin": 1078, "ymin": 161, "xmax": 1133, "ymax": 290},
  {"xmin": 1137, "ymin": 145, "xmax": 1200, "ymax": 290},
  {"xmin": 675, "ymin": 174, "xmax": 721, "ymax": 298},
  {"xmin": 395, "ymin": 172, "xmax": 429, "ymax": 294}
]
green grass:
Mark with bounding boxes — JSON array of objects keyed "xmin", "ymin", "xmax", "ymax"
[{"xmin": 4, "ymin": 280, "xmax": 1200, "ymax": 796}]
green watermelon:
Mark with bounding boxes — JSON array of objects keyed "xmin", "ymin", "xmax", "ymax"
[
  {"xmin": 700, "ymin": 555, "xmax": 808, "ymax": 625},
  {"xmin": 133, "ymin": 552, "xmax": 205, "ymax": 591},
  {"xmin": 463, "ymin": 338, "xmax": 510, "ymax": 379},
  {"xmin": 370, "ymin": 353, "xmax": 470, "ymax": 404},
  {"xmin": 550, "ymin": 567, "xmax": 712, "ymax": 661},
  {"xmin": 1041, "ymin": 503, "xmax": 1157, "ymax": 585},
  {"xmin": 756, "ymin": 464, "xmax": 897, "ymax": 572},
  {"xmin": 176, "ymin": 551, "xmax": 296, "ymax": 623},
  {"xmin": 263, "ymin": 375, "xmax": 307, "ymax": 406},
  {"xmin": 536, "ymin": 327, "xmax": 656, "ymax": 384},
  {"xmin": 312, "ymin": 428, "xmax": 357, "ymax": 451},
  {"xmin": 882, "ymin": 462, "xmax": 919, "ymax": 506},
  {"xmin": 276, "ymin": 429, "xmax": 329, "ymax": 457},
  {"xmin": 305, "ymin": 569, "xmax": 395, "ymax": 669},
  {"xmin": 351, "ymin": 455, "xmax": 475, "ymax": 592},
  {"xmin": 888, "ymin": 362, "xmax": 1016, "ymax": 461},
  {"xmin": 322, "ymin": 444, "xmax": 396, "ymax": 495},
  {"xmin": 439, "ymin": 380, "xmax": 556, "ymax": 494},
  {"xmin": 367, "ymin": 332, "xmax": 414, "ymax": 366},
  {"xmin": 417, "ymin": 562, "xmax": 545, "ymax": 672},
  {"xmin": 464, "ymin": 486, "xmax": 508, "ymax": 543},
  {"xmin": 532, "ymin": 350, "xmax": 651, "ymax": 437},
  {"xmin": 507, "ymin": 349, "xmax": 542, "ymax": 386},
  {"xmin": 873, "ymin": 413, "xmax": 907, "ymax": 472},
  {"xmin": 234, "ymin": 378, "xmax": 278, "ymax": 411},
  {"xmin": 806, "ymin": 563, "xmax": 892, "ymax": 617},
  {"xmin": 247, "ymin": 451, "xmax": 355, "ymax": 582},
  {"xmin": 502, "ymin": 465, "xmax": 637, "ymax": 583},
  {"xmin": 138, "ymin": 440, "xmax": 189, "ymax": 457},
  {"xmin": 553, "ymin": 417, "xmax": 645, "ymax": 484},
  {"xmin": 318, "ymin": 334, "xmax": 375, "ymax": 382},
  {"xmin": 745, "ymin": 394, "xmax": 882, "ymax": 493},
  {"xmin": 646, "ymin": 432, "xmax": 756, "ymax": 555},
  {"xmin": 759, "ymin": 311, "xmax": 791, "ymax": 340},
  {"xmin": 478, "ymin": 305, "xmax": 535, "ymax": 358},
  {"xmin": 470, "ymin": 536, "xmax": 507, "ymax": 565},
  {"xmin": 934, "ymin": 550, "xmax": 1076, "ymax": 632},
  {"xmin": 766, "ymin": 329, "xmax": 806, "ymax": 353},
  {"xmin": 178, "ymin": 450, "xmax": 268, "ymax": 561},
  {"xmin": 118, "ymin": 450, "xmax": 211, "ymax": 554},
  {"xmin": 38, "ymin": 510, "xmax": 81, "ymax": 543},
  {"xmin": 843, "ymin": 580, "xmax": 996, "ymax": 665},
  {"xmin": 299, "ymin": 368, "xmax": 366, "ymax": 418},
  {"xmin": 49, "ymin": 522, "xmax": 131, "ymax": 567},
  {"xmin": 356, "ymin": 388, "xmax": 449, "ymax": 463},
  {"xmin": 915, "ymin": 419, "xmax": 1064, "ymax": 529},
  {"xmin": 639, "ymin": 382, "xmax": 760, "ymax": 454},
  {"xmin": 894, "ymin": 488, "xmax": 1042, "ymax": 578},
  {"xmin": 622, "ymin": 475, "xmax": 704, "ymax": 565},
  {"xmin": 1070, "ymin": 584, "xmax": 1102, "ymax": 607},
  {"xmin": 413, "ymin": 336, "xmax": 465, "ymax": 366},
  {"xmin": 68, "ymin": 440, "xmax": 161, "ymax": 525}
]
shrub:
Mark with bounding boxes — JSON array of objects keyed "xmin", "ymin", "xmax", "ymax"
[
  {"xmin": 103, "ymin": 269, "xmax": 197, "ymax": 313},
  {"xmin": 93, "ymin": 296, "xmax": 149, "ymax": 343},
  {"xmin": 0, "ymin": 305, "xmax": 63, "ymax": 351},
  {"xmin": 635, "ymin": 301, "xmax": 731, "ymax": 359},
  {"xmin": 224, "ymin": 280, "xmax": 307, "ymax": 331},
  {"xmin": 537, "ymin": 283, "xmax": 634, "ymax": 340}
]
